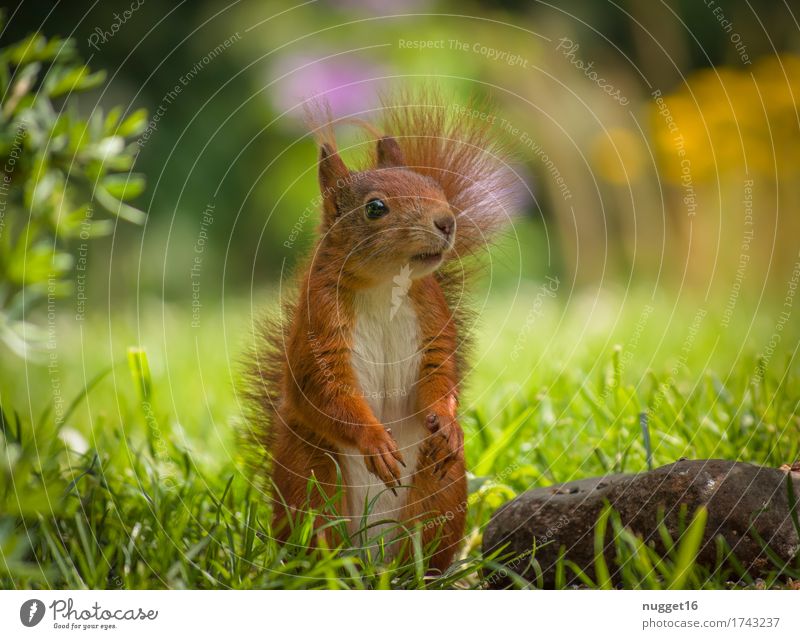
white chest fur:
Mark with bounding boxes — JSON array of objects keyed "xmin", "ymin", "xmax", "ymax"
[{"xmin": 343, "ymin": 283, "xmax": 427, "ymax": 540}]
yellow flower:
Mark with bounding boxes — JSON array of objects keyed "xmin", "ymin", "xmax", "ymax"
[{"xmin": 591, "ymin": 127, "xmax": 645, "ymax": 184}]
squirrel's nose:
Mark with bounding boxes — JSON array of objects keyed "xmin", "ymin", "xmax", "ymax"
[{"xmin": 434, "ymin": 215, "xmax": 454, "ymax": 239}]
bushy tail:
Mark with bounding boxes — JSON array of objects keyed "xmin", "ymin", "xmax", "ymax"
[
  {"xmin": 238, "ymin": 302, "xmax": 293, "ymax": 486},
  {"xmin": 374, "ymin": 88, "xmax": 524, "ymax": 259}
]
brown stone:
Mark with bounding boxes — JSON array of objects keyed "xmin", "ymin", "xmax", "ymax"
[{"xmin": 482, "ymin": 459, "xmax": 800, "ymax": 588}]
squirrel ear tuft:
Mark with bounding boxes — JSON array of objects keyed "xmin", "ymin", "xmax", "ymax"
[
  {"xmin": 318, "ymin": 143, "xmax": 349, "ymax": 217},
  {"xmin": 376, "ymin": 136, "xmax": 405, "ymax": 168}
]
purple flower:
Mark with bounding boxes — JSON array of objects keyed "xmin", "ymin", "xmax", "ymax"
[{"xmin": 270, "ymin": 54, "xmax": 389, "ymax": 120}]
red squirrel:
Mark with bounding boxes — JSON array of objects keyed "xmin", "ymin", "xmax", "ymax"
[{"xmin": 243, "ymin": 91, "xmax": 519, "ymax": 571}]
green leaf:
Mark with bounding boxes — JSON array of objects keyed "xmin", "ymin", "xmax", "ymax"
[
  {"xmin": 593, "ymin": 504, "xmax": 613, "ymax": 589},
  {"xmin": 103, "ymin": 152, "xmax": 136, "ymax": 172},
  {"xmin": 3, "ymin": 62, "xmax": 40, "ymax": 115},
  {"xmin": 102, "ymin": 173, "xmax": 145, "ymax": 201},
  {"xmin": 127, "ymin": 347, "xmax": 152, "ymax": 402},
  {"xmin": 0, "ymin": 60, "xmax": 9, "ymax": 95},
  {"xmin": 5, "ymin": 34, "xmax": 46, "ymax": 66},
  {"xmin": 30, "ymin": 170, "xmax": 60, "ymax": 210},
  {"xmin": 104, "ymin": 106, "xmax": 122, "ymax": 134},
  {"xmin": 47, "ymin": 65, "xmax": 106, "ymax": 98},
  {"xmin": 94, "ymin": 186, "xmax": 146, "ymax": 225},
  {"xmin": 11, "ymin": 243, "xmax": 73, "ymax": 285},
  {"xmin": 57, "ymin": 205, "xmax": 92, "ymax": 239},
  {"xmin": 668, "ymin": 506, "xmax": 707, "ymax": 589},
  {"xmin": 474, "ymin": 405, "xmax": 535, "ymax": 476},
  {"xmin": 117, "ymin": 108, "xmax": 148, "ymax": 138},
  {"xmin": 92, "ymin": 136, "xmax": 124, "ymax": 160},
  {"xmin": 6, "ymin": 33, "xmax": 74, "ymax": 66}
]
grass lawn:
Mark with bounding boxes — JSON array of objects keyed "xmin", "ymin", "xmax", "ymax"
[{"xmin": 1, "ymin": 283, "xmax": 799, "ymax": 588}]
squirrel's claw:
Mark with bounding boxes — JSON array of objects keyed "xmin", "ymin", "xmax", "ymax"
[
  {"xmin": 361, "ymin": 425, "xmax": 405, "ymax": 489},
  {"xmin": 392, "ymin": 448, "xmax": 407, "ymax": 469},
  {"xmin": 371, "ymin": 445, "xmax": 403, "ymax": 490},
  {"xmin": 422, "ymin": 412, "xmax": 463, "ymax": 481}
]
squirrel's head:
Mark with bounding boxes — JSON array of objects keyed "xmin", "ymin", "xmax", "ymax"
[
  {"xmin": 304, "ymin": 91, "xmax": 523, "ymax": 288},
  {"xmin": 316, "ymin": 136, "xmax": 456, "ymax": 284}
]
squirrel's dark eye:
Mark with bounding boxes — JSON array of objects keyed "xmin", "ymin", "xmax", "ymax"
[{"xmin": 365, "ymin": 198, "xmax": 388, "ymax": 220}]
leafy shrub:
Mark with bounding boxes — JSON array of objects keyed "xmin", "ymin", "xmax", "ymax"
[{"xmin": 0, "ymin": 18, "xmax": 146, "ymax": 357}]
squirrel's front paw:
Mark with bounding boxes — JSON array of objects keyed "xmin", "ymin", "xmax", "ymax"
[
  {"xmin": 358, "ymin": 426, "xmax": 406, "ymax": 494},
  {"xmin": 422, "ymin": 413, "xmax": 463, "ymax": 480}
]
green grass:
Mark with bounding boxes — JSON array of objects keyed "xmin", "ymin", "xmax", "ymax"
[{"xmin": 1, "ymin": 285, "xmax": 799, "ymax": 589}]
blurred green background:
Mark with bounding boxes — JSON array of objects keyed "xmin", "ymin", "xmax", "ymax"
[{"xmin": 4, "ymin": 0, "xmax": 799, "ymax": 300}]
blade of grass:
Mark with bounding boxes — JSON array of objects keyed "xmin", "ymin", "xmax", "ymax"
[{"xmin": 668, "ymin": 506, "xmax": 707, "ymax": 589}]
